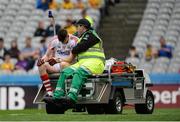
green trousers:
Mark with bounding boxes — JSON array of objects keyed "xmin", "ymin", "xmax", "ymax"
[{"xmin": 53, "ymin": 67, "xmax": 90, "ymax": 102}]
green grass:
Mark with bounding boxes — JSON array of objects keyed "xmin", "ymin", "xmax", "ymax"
[{"xmin": 0, "ymin": 108, "xmax": 179, "ymax": 121}]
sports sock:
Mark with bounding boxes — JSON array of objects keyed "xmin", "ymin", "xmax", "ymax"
[{"xmin": 40, "ymin": 74, "xmax": 53, "ymax": 96}]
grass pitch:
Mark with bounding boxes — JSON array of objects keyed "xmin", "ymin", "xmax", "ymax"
[{"xmin": 0, "ymin": 108, "xmax": 179, "ymax": 121}]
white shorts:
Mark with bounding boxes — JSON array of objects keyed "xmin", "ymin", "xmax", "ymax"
[{"xmin": 45, "ymin": 62, "xmax": 61, "ymax": 73}]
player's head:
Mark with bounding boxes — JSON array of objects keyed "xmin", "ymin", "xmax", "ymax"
[{"xmin": 57, "ymin": 29, "xmax": 69, "ymax": 43}]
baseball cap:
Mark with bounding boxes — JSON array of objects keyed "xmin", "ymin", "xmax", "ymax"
[{"xmin": 76, "ymin": 19, "xmax": 91, "ymax": 29}]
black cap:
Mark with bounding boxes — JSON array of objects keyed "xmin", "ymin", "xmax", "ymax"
[{"xmin": 77, "ymin": 19, "xmax": 91, "ymax": 29}]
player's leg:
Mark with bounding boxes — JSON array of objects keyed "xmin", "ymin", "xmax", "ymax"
[
  {"xmin": 39, "ymin": 61, "xmax": 71, "ymax": 96},
  {"xmin": 38, "ymin": 62, "xmax": 59, "ymax": 96}
]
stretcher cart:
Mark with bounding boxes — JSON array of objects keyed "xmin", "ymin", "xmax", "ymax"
[{"xmin": 33, "ymin": 62, "xmax": 154, "ymax": 114}]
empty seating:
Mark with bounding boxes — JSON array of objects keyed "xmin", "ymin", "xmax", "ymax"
[
  {"xmin": 132, "ymin": 0, "xmax": 180, "ymax": 73},
  {"xmin": 125, "ymin": 57, "xmax": 140, "ymax": 67}
]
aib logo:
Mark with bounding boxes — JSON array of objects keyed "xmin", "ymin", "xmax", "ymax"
[{"xmin": 0, "ymin": 87, "xmax": 25, "ymax": 110}]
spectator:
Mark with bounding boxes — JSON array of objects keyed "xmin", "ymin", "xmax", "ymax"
[
  {"xmin": 36, "ymin": 0, "xmax": 50, "ymax": 11},
  {"xmin": 64, "ymin": 18, "xmax": 77, "ymax": 34},
  {"xmin": 21, "ymin": 37, "xmax": 36, "ymax": 70},
  {"xmin": 49, "ymin": 0, "xmax": 59, "ymax": 9},
  {"xmin": 81, "ymin": 9, "xmax": 94, "ymax": 27},
  {"xmin": 32, "ymin": 48, "xmax": 42, "ymax": 72},
  {"xmin": 0, "ymin": 53, "xmax": 14, "ymax": 72},
  {"xmin": 145, "ymin": 44, "xmax": 157, "ymax": 61},
  {"xmin": 158, "ymin": 37, "xmax": 173, "ymax": 59},
  {"xmin": 128, "ymin": 46, "xmax": 139, "ymax": 58},
  {"xmin": 33, "ymin": 48, "xmax": 41, "ymax": 65},
  {"xmin": 0, "ymin": 37, "xmax": 8, "ymax": 60},
  {"xmin": 32, "ymin": 48, "xmax": 41, "ymax": 72},
  {"xmin": 39, "ymin": 38, "xmax": 47, "ymax": 57},
  {"xmin": 61, "ymin": 0, "xmax": 74, "ymax": 9},
  {"xmin": 21, "ymin": 37, "xmax": 35, "ymax": 58},
  {"xmin": 46, "ymin": 19, "xmax": 61, "ymax": 37},
  {"xmin": 34, "ymin": 21, "xmax": 47, "ymax": 37},
  {"xmin": 8, "ymin": 39, "xmax": 20, "ymax": 59},
  {"xmin": 74, "ymin": 0, "xmax": 85, "ymax": 9},
  {"xmin": 88, "ymin": 0, "xmax": 101, "ymax": 9},
  {"xmin": 15, "ymin": 53, "xmax": 28, "ymax": 71}
]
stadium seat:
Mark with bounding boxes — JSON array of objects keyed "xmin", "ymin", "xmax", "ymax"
[
  {"xmin": 152, "ymin": 65, "xmax": 168, "ymax": 73},
  {"xmin": 0, "ymin": 32, "xmax": 5, "ymax": 38},
  {"xmin": 138, "ymin": 61, "xmax": 153, "ymax": 73},
  {"xmin": 0, "ymin": 70, "xmax": 12, "ymax": 75},
  {"xmin": 11, "ymin": 58, "xmax": 18, "ymax": 65},
  {"xmin": 28, "ymin": 69, "xmax": 39, "ymax": 75},
  {"xmin": 0, "ymin": 0, "xmax": 9, "ymax": 5},
  {"xmin": 0, "ymin": 59, "xmax": 3, "ymax": 64},
  {"xmin": 13, "ymin": 70, "xmax": 27, "ymax": 75},
  {"xmin": 155, "ymin": 57, "xmax": 170, "ymax": 64},
  {"xmin": 125, "ymin": 57, "xmax": 140, "ymax": 67},
  {"xmin": 0, "ymin": 4, "xmax": 7, "ymax": 11}
]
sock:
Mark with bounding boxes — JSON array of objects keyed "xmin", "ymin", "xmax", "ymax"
[{"xmin": 40, "ymin": 74, "xmax": 53, "ymax": 96}]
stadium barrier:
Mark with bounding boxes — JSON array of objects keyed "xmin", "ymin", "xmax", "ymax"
[{"xmin": 149, "ymin": 74, "xmax": 180, "ymax": 108}]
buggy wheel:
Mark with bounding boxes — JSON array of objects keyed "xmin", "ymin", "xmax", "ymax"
[
  {"xmin": 46, "ymin": 103, "xmax": 65, "ymax": 114},
  {"xmin": 135, "ymin": 90, "xmax": 154, "ymax": 114},
  {"xmin": 104, "ymin": 91, "xmax": 123, "ymax": 114}
]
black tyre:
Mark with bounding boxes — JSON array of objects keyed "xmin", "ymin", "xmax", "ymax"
[
  {"xmin": 104, "ymin": 91, "xmax": 123, "ymax": 114},
  {"xmin": 135, "ymin": 90, "xmax": 154, "ymax": 114},
  {"xmin": 46, "ymin": 103, "xmax": 65, "ymax": 114},
  {"xmin": 86, "ymin": 104, "xmax": 104, "ymax": 114}
]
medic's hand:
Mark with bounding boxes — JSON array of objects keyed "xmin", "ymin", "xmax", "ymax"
[{"xmin": 37, "ymin": 58, "xmax": 45, "ymax": 67}]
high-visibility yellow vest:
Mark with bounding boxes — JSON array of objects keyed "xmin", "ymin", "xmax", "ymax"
[{"xmin": 77, "ymin": 30, "xmax": 105, "ymax": 63}]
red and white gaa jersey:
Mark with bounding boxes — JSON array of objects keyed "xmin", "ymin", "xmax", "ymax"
[{"xmin": 48, "ymin": 34, "xmax": 78, "ymax": 59}]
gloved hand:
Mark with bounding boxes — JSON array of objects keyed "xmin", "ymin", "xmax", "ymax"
[
  {"xmin": 37, "ymin": 58, "xmax": 45, "ymax": 66},
  {"xmin": 48, "ymin": 58, "xmax": 58, "ymax": 66}
]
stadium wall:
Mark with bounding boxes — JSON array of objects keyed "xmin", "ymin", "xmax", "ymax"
[{"xmin": 0, "ymin": 74, "xmax": 180, "ymax": 110}]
